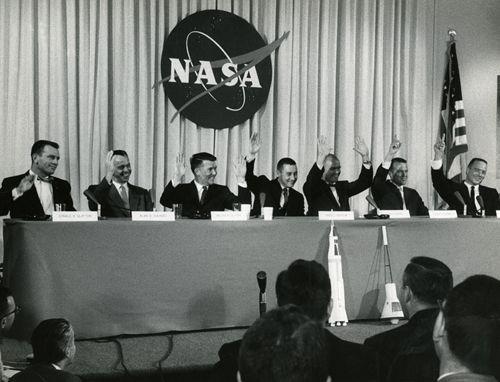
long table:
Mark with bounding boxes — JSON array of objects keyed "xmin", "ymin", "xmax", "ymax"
[{"xmin": 3, "ymin": 217, "xmax": 500, "ymax": 339}]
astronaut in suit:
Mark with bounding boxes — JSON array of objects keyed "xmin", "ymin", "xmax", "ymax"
[
  {"xmin": 0, "ymin": 140, "xmax": 75, "ymax": 218},
  {"xmin": 85, "ymin": 150, "xmax": 153, "ymax": 217},
  {"xmin": 432, "ymin": 136, "xmax": 499, "ymax": 216},
  {"xmin": 160, "ymin": 152, "xmax": 251, "ymax": 218},
  {"xmin": 371, "ymin": 137, "xmax": 428, "ymax": 216},
  {"xmin": 304, "ymin": 135, "xmax": 373, "ymax": 215},
  {"xmin": 245, "ymin": 132, "xmax": 304, "ymax": 216}
]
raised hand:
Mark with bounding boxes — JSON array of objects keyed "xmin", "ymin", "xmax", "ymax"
[
  {"xmin": 384, "ymin": 135, "xmax": 401, "ymax": 162},
  {"xmin": 247, "ymin": 131, "xmax": 262, "ymax": 161},
  {"xmin": 434, "ymin": 134, "xmax": 446, "ymax": 160},
  {"xmin": 104, "ymin": 150, "xmax": 115, "ymax": 183},
  {"xmin": 316, "ymin": 135, "xmax": 331, "ymax": 167},
  {"xmin": 234, "ymin": 155, "xmax": 247, "ymax": 183},
  {"xmin": 353, "ymin": 136, "xmax": 370, "ymax": 162},
  {"xmin": 16, "ymin": 174, "xmax": 35, "ymax": 194},
  {"xmin": 174, "ymin": 153, "xmax": 186, "ymax": 182}
]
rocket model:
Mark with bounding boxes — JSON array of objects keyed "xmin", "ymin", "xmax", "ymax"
[{"xmin": 328, "ymin": 221, "xmax": 348, "ymax": 326}]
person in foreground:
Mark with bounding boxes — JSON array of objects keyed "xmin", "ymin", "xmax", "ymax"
[
  {"xmin": 371, "ymin": 136, "xmax": 428, "ymax": 216},
  {"xmin": 433, "ymin": 275, "xmax": 500, "ymax": 382},
  {"xmin": 245, "ymin": 132, "xmax": 304, "ymax": 216},
  {"xmin": 160, "ymin": 152, "xmax": 251, "ymax": 218},
  {"xmin": 237, "ymin": 305, "xmax": 330, "ymax": 382},
  {"xmin": 11, "ymin": 318, "xmax": 81, "ymax": 382},
  {"xmin": 432, "ymin": 135, "xmax": 499, "ymax": 216},
  {"xmin": 364, "ymin": 256, "xmax": 453, "ymax": 382},
  {"xmin": 211, "ymin": 259, "xmax": 375, "ymax": 382},
  {"xmin": 303, "ymin": 135, "xmax": 373, "ymax": 215},
  {"xmin": 85, "ymin": 150, "xmax": 153, "ymax": 217},
  {"xmin": 0, "ymin": 140, "xmax": 75, "ymax": 218},
  {"xmin": 0, "ymin": 287, "xmax": 18, "ymax": 381}
]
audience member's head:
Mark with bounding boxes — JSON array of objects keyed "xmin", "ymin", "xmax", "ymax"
[
  {"xmin": 0, "ymin": 286, "xmax": 17, "ymax": 333},
  {"xmin": 275, "ymin": 259, "xmax": 331, "ymax": 322},
  {"xmin": 190, "ymin": 152, "xmax": 217, "ymax": 186},
  {"xmin": 238, "ymin": 305, "xmax": 330, "ymax": 382},
  {"xmin": 401, "ymin": 256, "xmax": 453, "ymax": 317},
  {"xmin": 433, "ymin": 275, "xmax": 500, "ymax": 377},
  {"xmin": 31, "ymin": 318, "xmax": 76, "ymax": 368}
]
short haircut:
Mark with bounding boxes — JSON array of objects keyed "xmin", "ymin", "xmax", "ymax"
[
  {"xmin": 467, "ymin": 158, "xmax": 488, "ymax": 168},
  {"xmin": 190, "ymin": 152, "xmax": 217, "ymax": 172},
  {"xmin": 402, "ymin": 257, "xmax": 453, "ymax": 305},
  {"xmin": 112, "ymin": 149, "xmax": 128, "ymax": 157},
  {"xmin": 389, "ymin": 157, "xmax": 407, "ymax": 171},
  {"xmin": 0, "ymin": 287, "xmax": 13, "ymax": 317},
  {"xmin": 31, "ymin": 318, "xmax": 75, "ymax": 364},
  {"xmin": 275, "ymin": 259, "xmax": 331, "ymax": 321},
  {"xmin": 238, "ymin": 305, "xmax": 329, "ymax": 382},
  {"xmin": 277, "ymin": 157, "xmax": 297, "ymax": 171},
  {"xmin": 31, "ymin": 140, "xmax": 59, "ymax": 157},
  {"xmin": 324, "ymin": 153, "xmax": 339, "ymax": 163},
  {"xmin": 444, "ymin": 275, "xmax": 500, "ymax": 375}
]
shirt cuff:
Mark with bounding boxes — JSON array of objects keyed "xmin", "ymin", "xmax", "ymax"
[
  {"xmin": 238, "ymin": 181, "xmax": 248, "ymax": 188},
  {"xmin": 382, "ymin": 161, "xmax": 391, "ymax": 169},
  {"xmin": 431, "ymin": 159, "xmax": 443, "ymax": 170},
  {"xmin": 362, "ymin": 162, "xmax": 372, "ymax": 169},
  {"xmin": 11, "ymin": 188, "xmax": 22, "ymax": 200},
  {"xmin": 171, "ymin": 179, "xmax": 180, "ymax": 188}
]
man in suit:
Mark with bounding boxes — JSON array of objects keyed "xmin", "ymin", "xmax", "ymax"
[
  {"xmin": 364, "ymin": 257, "xmax": 453, "ymax": 382},
  {"xmin": 11, "ymin": 318, "xmax": 81, "ymax": 382},
  {"xmin": 245, "ymin": 132, "xmax": 304, "ymax": 216},
  {"xmin": 371, "ymin": 137, "xmax": 428, "ymax": 216},
  {"xmin": 433, "ymin": 275, "xmax": 500, "ymax": 382},
  {"xmin": 238, "ymin": 305, "xmax": 331, "ymax": 382},
  {"xmin": 85, "ymin": 150, "xmax": 153, "ymax": 217},
  {"xmin": 160, "ymin": 152, "xmax": 251, "ymax": 218},
  {"xmin": 0, "ymin": 140, "xmax": 75, "ymax": 218},
  {"xmin": 304, "ymin": 135, "xmax": 373, "ymax": 215},
  {"xmin": 432, "ymin": 135, "xmax": 499, "ymax": 216},
  {"xmin": 211, "ymin": 259, "xmax": 376, "ymax": 382}
]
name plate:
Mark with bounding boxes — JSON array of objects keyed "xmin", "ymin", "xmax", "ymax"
[
  {"xmin": 211, "ymin": 211, "xmax": 249, "ymax": 221},
  {"xmin": 318, "ymin": 211, "xmax": 354, "ymax": 220},
  {"xmin": 429, "ymin": 210, "xmax": 458, "ymax": 219},
  {"xmin": 496, "ymin": 211, "xmax": 500, "ymax": 218},
  {"xmin": 378, "ymin": 209, "xmax": 411, "ymax": 219},
  {"xmin": 52, "ymin": 211, "xmax": 98, "ymax": 222},
  {"xmin": 131, "ymin": 211, "xmax": 175, "ymax": 221}
]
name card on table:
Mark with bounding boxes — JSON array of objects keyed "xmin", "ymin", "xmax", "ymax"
[
  {"xmin": 211, "ymin": 211, "xmax": 249, "ymax": 221},
  {"xmin": 52, "ymin": 211, "xmax": 98, "ymax": 222},
  {"xmin": 377, "ymin": 209, "xmax": 411, "ymax": 219},
  {"xmin": 429, "ymin": 210, "xmax": 458, "ymax": 219},
  {"xmin": 318, "ymin": 211, "xmax": 354, "ymax": 220},
  {"xmin": 131, "ymin": 211, "xmax": 175, "ymax": 221}
]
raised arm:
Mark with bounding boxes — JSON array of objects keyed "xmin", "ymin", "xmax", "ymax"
[{"xmin": 160, "ymin": 153, "xmax": 186, "ymax": 207}]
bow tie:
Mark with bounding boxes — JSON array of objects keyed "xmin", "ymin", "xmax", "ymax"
[{"xmin": 36, "ymin": 176, "xmax": 53, "ymax": 183}]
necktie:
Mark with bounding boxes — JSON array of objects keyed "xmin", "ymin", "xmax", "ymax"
[
  {"xmin": 200, "ymin": 186, "xmax": 208, "ymax": 205},
  {"xmin": 119, "ymin": 185, "xmax": 130, "ymax": 209},
  {"xmin": 399, "ymin": 187, "xmax": 407, "ymax": 210},
  {"xmin": 281, "ymin": 188, "xmax": 289, "ymax": 208},
  {"xmin": 469, "ymin": 186, "xmax": 477, "ymax": 215}
]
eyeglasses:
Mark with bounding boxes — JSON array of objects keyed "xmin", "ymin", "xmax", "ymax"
[{"xmin": 1, "ymin": 305, "xmax": 21, "ymax": 319}]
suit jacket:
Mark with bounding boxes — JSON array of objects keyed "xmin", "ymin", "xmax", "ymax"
[
  {"xmin": 372, "ymin": 165, "xmax": 428, "ymax": 216},
  {"xmin": 11, "ymin": 363, "xmax": 82, "ymax": 382},
  {"xmin": 431, "ymin": 166, "xmax": 499, "ymax": 216},
  {"xmin": 160, "ymin": 181, "xmax": 251, "ymax": 218},
  {"xmin": 210, "ymin": 329, "xmax": 377, "ymax": 382},
  {"xmin": 303, "ymin": 163, "xmax": 373, "ymax": 215},
  {"xmin": 364, "ymin": 308, "xmax": 440, "ymax": 382},
  {"xmin": 86, "ymin": 178, "xmax": 153, "ymax": 217},
  {"xmin": 245, "ymin": 159, "xmax": 304, "ymax": 216},
  {"xmin": 0, "ymin": 172, "xmax": 75, "ymax": 218},
  {"xmin": 438, "ymin": 373, "xmax": 498, "ymax": 382}
]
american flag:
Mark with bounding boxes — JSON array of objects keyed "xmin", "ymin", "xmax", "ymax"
[{"xmin": 440, "ymin": 41, "xmax": 467, "ymax": 181}]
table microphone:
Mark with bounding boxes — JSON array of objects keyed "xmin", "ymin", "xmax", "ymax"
[
  {"xmin": 84, "ymin": 189, "xmax": 100, "ymax": 207},
  {"xmin": 257, "ymin": 271, "xmax": 267, "ymax": 317},
  {"xmin": 476, "ymin": 195, "xmax": 485, "ymax": 216},
  {"xmin": 366, "ymin": 195, "xmax": 379, "ymax": 210},
  {"xmin": 453, "ymin": 191, "xmax": 467, "ymax": 216}
]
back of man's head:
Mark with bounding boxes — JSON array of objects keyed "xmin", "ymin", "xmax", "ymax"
[
  {"xmin": 31, "ymin": 318, "xmax": 76, "ymax": 365},
  {"xmin": 190, "ymin": 152, "xmax": 217, "ymax": 172},
  {"xmin": 238, "ymin": 305, "xmax": 329, "ymax": 382},
  {"xmin": 275, "ymin": 259, "xmax": 331, "ymax": 321},
  {"xmin": 0, "ymin": 286, "xmax": 15, "ymax": 333},
  {"xmin": 443, "ymin": 275, "xmax": 500, "ymax": 375},
  {"xmin": 403, "ymin": 256, "xmax": 453, "ymax": 305}
]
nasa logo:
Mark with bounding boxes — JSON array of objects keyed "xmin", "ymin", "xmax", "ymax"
[{"xmin": 161, "ymin": 10, "xmax": 285, "ymax": 129}]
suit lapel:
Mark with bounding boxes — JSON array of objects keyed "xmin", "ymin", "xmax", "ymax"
[
  {"xmin": 326, "ymin": 183, "xmax": 340, "ymax": 209},
  {"xmin": 387, "ymin": 181, "xmax": 404, "ymax": 209},
  {"xmin": 128, "ymin": 185, "xmax": 140, "ymax": 210},
  {"xmin": 108, "ymin": 184, "xmax": 126, "ymax": 208},
  {"xmin": 190, "ymin": 181, "xmax": 201, "ymax": 206}
]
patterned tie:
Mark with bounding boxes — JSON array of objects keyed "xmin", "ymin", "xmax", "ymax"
[
  {"xmin": 281, "ymin": 188, "xmax": 289, "ymax": 208},
  {"xmin": 119, "ymin": 185, "xmax": 130, "ymax": 209},
  {"xmin": 200, "ymin": 186, "xmax": 208, "ymax": 205}
]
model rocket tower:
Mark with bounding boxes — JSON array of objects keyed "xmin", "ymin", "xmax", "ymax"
[{"xmin": 328, "ymin": 221, "xmax": 348, "ymax": 326}]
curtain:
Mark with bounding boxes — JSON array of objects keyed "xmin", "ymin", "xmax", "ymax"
[{"xmin": 0, "ymin": 0, "xmax": 436, "ymax": 213}]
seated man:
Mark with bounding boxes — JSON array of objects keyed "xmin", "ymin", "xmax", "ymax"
[
  {"xmin": 85, "ymin": 150, "xmax": 153, "ymax": 217},
  {"xmin": 371, "ymin": 137, "xmax": 428, "ymax": 216},
  {"xmin": 433, "ymin": 275, "xmax": 500, "ymax": 382},
  {"xmin": 0, "ymin": 287, "xmax": 18, "ymax": 381},
  {"xmin": 238, "ymin": 305, "xmax": 330, "ymax": 382},
  {"xmin": 211, "ymin": 259, "xmax": 375, "ymax": 382},
  {"xmin": 432, "ymin": 135, "xmax": 499, "ymax": 216},
  {"xmin": 0, "ymin": 140, "xmax": 75, "ymax": 218},
  {"xmin": 304, "ymin": 136, "xmax": 373, "ymax": 215},
  {"xmin": 364, "ymin": 257, "xmax": 453, "ymax": 382},
  {"xmin": 160, "ymin": 152, "xmax": 251, "ymax": 218},
  {"xmin": 245, "ymin": 132, "xmax": 304, "ymax": 216},
  {"xmin": 11, "ymin": 318, "xmax": 81, "ymax": 382}
]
